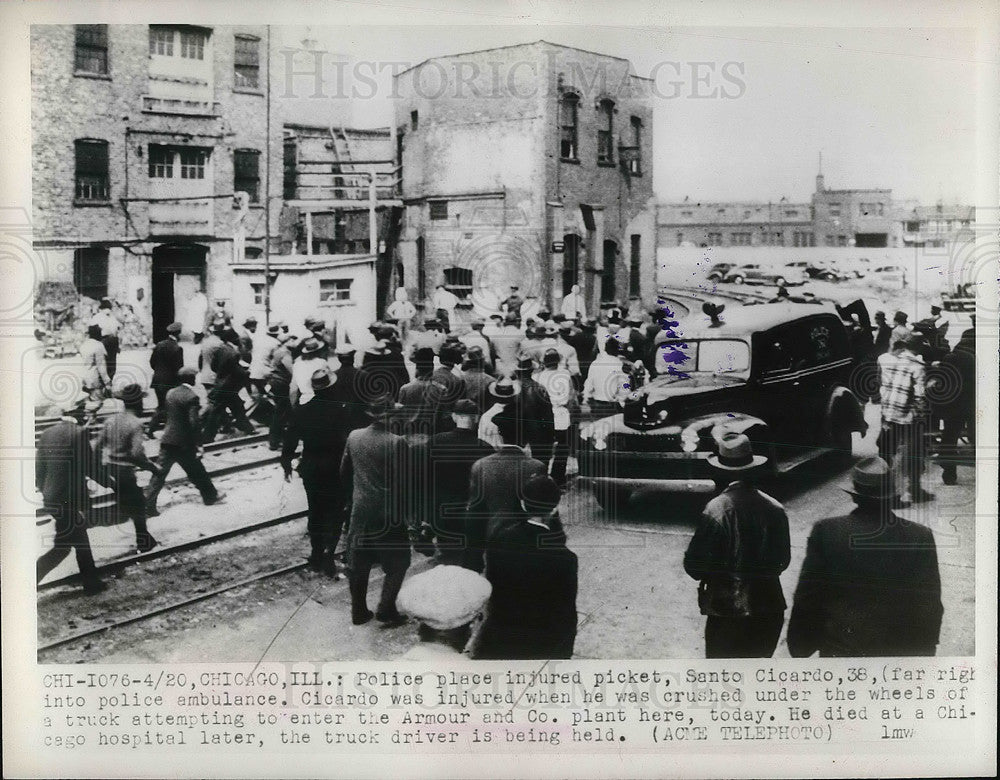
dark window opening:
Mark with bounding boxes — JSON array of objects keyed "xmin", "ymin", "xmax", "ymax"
[
  {"xmin": 234, "ymin": 149, "xmax": 260, "ymax": 203},
  {"xmin": 601, "ymin": 240, "xmax": 617, "ymax": 304},
  {"xmin": 234, "ymin": 35, "xmax": 260, "ymax": 89},
  {"xmin": 597, "ymin": 99, "xmax": 614, "ymax": 164},
  {"xmin": 283, "ymin": 138, "xmax": 297, "ymax": 200},
  {"xmin": 626, "ymin": 115, "xmax": 642, "ymax": 174},
  {"xmin": 410, "ymin": 110, "xmax": 418, "ymax": 131},
  {"xmin": 855, "ymin": 233, "xmax": 888, "ymax": 248},
  {"xmin": 73, "ymin": 247, "xmax": 109, "ymax": 301},
  {"xmin": 559, "ymin": 93, "xmax": 579, "ymax": 160},
  {"xmin": 74, "ymin": 139, "xmax": 110, "ymax": 201},
  {"xmin": 629, "ymin": 234, "xmax": 641, "ymax": 297},
  {"xmin": 443, "ymin": 266, "xmax": 473, "ymax": 301},
  {"xmin": 562, "ymin": 234, "xmax": 581, "ymax": 296},
  {"xmin": 429, "ymin": 201, "xmax": 448, "ymax": 220},
  {"xmin": 416, "ymin": 236, "xmax": 426, "ymax": 297},
  {"xmin": 75, "ymin": 25, "xmax": 108, "ymax": 75}
]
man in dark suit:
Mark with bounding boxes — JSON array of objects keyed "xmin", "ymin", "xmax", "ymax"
[
  {"xmin": 471, "ymin": 474, "xmax": 577, "ymax": 659},
  {"xmin": 201, "ymin": 341, "xmax": 256, "ymax": 442},
  {"xmin": 282, "ymin": 367, "xmax": 351, "ymax": 577},
  {"xmin": 460, "ymin": 346, "xmax": 495, "ymax": 413},
  {"xmin": 512, "ymin": 354, "xmax": 555, "ymax": 470},
  {"xmin": 144, "ymin": 367, "xmax": 225, "ymax": 516},
  {"xmin": 396, "ymin": 347, "xmax": 446, "ymax": 437},
  {"xmin": 36, "ymin": 397, "xmax": 106, "ymax": 593},
  {"xmin": 786, "ymin": 456, "xmax": 943, "ymax": 657},
  {"xmin": 425, "ymin": 399, "xmax": 496, "ymax": 564},
  {"xmin": 932, "ymin": 333, "xmax": 975, "ymax": 484},
  {"xmin": 330, "ymin": 345, "xmax": 368, "ymax": 433},
  {"xmin": 462, "ymin": 408, "xmax": 547, "ymax": 573},
  {"xmin": 147, "ymin": 321, "xmax": 185, "ymax": 436},
  {"xmin": 341, "ymin": 397, "xmax": 412, "ymax": 626}
]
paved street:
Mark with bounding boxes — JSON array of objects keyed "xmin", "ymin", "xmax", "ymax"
[{"xmin": 38, "ymin": 406, "xmax": 974, "ymax": 662}]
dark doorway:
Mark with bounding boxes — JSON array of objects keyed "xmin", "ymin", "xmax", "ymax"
[
  {"xmin": 855, "ymin": 233, "xmax": 888, "ymax": 248},
  {"xmin": 151, "ymin": 243, "xmax": 207, "ymax": 341},
  {"xmin": 73, "ymin": 247, "xmax": 109, "ymax": 301},
  {"xmin": 562, "ymin": 234, "xmax": 581, "ymax": 296},
  {"xmin": 601, "ymin": 239, "xmax": 618, "ymax": 304}
]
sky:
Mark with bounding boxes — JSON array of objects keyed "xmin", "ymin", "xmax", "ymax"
[{"xmin": 271, "ymin": 23, "xmax": 979, "ymax": 206}]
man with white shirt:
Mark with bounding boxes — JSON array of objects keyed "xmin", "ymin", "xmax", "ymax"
[
  {"xmin": 90, "ymin": 298, "xmax": 121, "ymax": 379},
  {"xmin": 535, "ymin": 348, "xmax": 579, "ymax": 486},
  {"xmin": 432, "ymin": 284, "xmax": 459, "ymax": 333},
  {"xmin": 583, "ymin": 338, "xmax": 631, "ymax": 415},
  {"xmin": 561, "ymin": 284, "xmax": 585, "ymax": 319},
  {"xmin": 290, "ymin": 337, "xmax": 331, "ymax": 407},
  {"xmin": 459, "ymin": 318, "xmax": 493, "ymax": 370}
]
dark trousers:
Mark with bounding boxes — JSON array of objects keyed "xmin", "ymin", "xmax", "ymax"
[
  {"xmin": 436, "ymin": 308, "xmax": 451, "ymax": 333},
  {"xmin": 104, "ymin": 464, "xmax": 155, "ymax": 548},
  {"xmin": 202, "ymin": 388, "xmax": 254, "ymax": 442},
  {"xmin": 878, "ymin": 420, "xmax": 926, "ymax": 494},
  {"xmin": 147, "ymin": 384, "xmax": 176, "ymax": 434},
  {"xmin": 300, "ymin": 461, "xmax": 346, "ymax": 566},
  {"xmin": 704, "ymin": 614, "xmax": 784, "ymax": 658},
  {"xmin": 102, "ymin": 334, "xmax": 119, "ymax": 380},
  {"xmin": 550, "ymin": 427, "xmax": 573, "ymax": 484},
  {"xmin": 348, "ymin": 544, "xmax": 410, "ymax": 619},
  {"xmin": 144, "ymin": 444, "xmax": 218, "ymax": 511},
  {"xmin": 269, "ymin": 387, "xmax": 291, "ymax": 450},
  {"xmin": 36, "ymin": 500, "xmax": 100, "ymax": 587},
  {"xmin": 938, "ymin": 416, "xmax": 968, "ymax": 481}
]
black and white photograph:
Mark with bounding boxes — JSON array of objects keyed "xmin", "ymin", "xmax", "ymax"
[{"xmin": 1, "ymin": 1, "xmax": 996, "ymax": 777}]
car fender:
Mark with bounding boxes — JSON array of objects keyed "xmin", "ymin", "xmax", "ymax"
[{"xmin": 824, "ymin": 385, "xmax": 866, "ymax": 439}]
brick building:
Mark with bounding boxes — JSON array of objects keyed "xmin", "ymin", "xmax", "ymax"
[
  {"xmin": 656, "ymin": 199, "xmax": 815, "ymax": 249},
  {"xmin": 393, "ymin": 41, "xmax": 656, "ymax": 320},
  {"xmin": 31, "ymin": 24, "xmax": 281, "ymax": 341}
]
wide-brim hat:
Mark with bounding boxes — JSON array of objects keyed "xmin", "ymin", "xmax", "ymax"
[
  {"xmin": 243, "ymin": 316, "xmax": 258, "ymax": 327},
  {"xmin": 300, "ymin": 337, "xmax": 324, "ymax": 356},
  {"xmin": 488, "ymin": 376, "xmax": 522, "ymax": 401},
  {"xmin": 543, "ymin": 322, "xmax": 558, "ymax": 336},
  {"xmin": 166, "ymin": 321, "xmax": 183, "ymax": 335},
  {"xmin": 113, "ymin": 382, "xmax": 146, "ymax": 405},
  {"xmin": 311, "ymin": 367, "xmax": 335, "ymax": 391},
  {"xmin": 843, "ymin": 456, "xmax": 897, "ymax": 501},
  {"xmin": 266, "ymin": 324, "xmax": 281, "ymax": 336},
  {"xmin": 514, "ymin": 354, "xmax": 535, "ymax": 373},
  {"xmin": 335, "ymin": 344, "xmax": 357, "ymax": 357},
  {"xmin": 707, "ymin": 432, "xmax": 768, "ymax": 471}
]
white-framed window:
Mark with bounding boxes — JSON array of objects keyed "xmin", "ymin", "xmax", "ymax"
[
  {"xmin": 149, "ymin": 26, "xmax": 174, "ymax": 56},
  {"xmin": 148, "ymin": 146, "xmax": 210, "ymax": 180},
  {"xmin": 319, "ymin": 278, "xmax": 352, "ymax": 304},
  {"xmin": 150, "ymin": 26, "xmax": 208, "ymax": 59}
]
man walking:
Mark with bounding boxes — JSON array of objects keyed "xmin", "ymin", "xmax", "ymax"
[
  {"xmin": 267, "ymin": 331, "xmax": 296, "ymax": 451},
  {"xmin": 282, "ymin": 368, "xmax": 351, "ymax": 577},
  {"xmin": 202, "ymin": 340, "xmax": 255, "ymax": 442},
  {"xmin": 512, "ymin": 353, "xmax": 555, "ymax": 469},
  {"xmin": 877, "ymin": 333, "xmax": 932, "ymax": 504},
  {"xmin": 79, "ymin": 324, "xmax": 110, "ymax": 411},
  {"xmin": 683, "ymin": 433, "xmax": 790, "ymax": 658},
  {"xmin": 459, "ymin": 318, "xmax": 493, "ymax": 371},
  {"xmin": 144, "ymin": 367, "xmax": 225, "ymax": 516},
  {"xmin": 341, "ymin": 397, "xmax": 412, "ymax": 626},
  {"xmin": 786, "ymin": 456, "xmax": 943, "ymax": 657},
  {"xmin": 426, "ymin": 399, "xmax": 496, "ymax": 564},
  {"xmin": 148, "ymin": 321, "xmax": 184, "ymax": 436},
  {"xmin": 535, "ymin": 348, "xmax": 579, "ymax": 486},
  {"xmin": 95, "ymin": 383, "xmax": 162, "ymax": 553},
  {"xmin": 36, "ymin": 397, "xmax": 106, "ymax": 593}
]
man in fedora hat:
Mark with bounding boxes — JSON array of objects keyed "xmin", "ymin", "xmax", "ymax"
[
  {"xmin": 265, "ymin": 330, "xmax": 296, "ymax": 450},
  {"xmin": 463, "ymin": 406, "xmax": 547, "ymax": 573},
  {"xmin": 424, "ymin": 399, "xmax": 496, "ymax": 564},
  {"xmin": 459, "ymin": 318, "xmax": 493, "ymax": 371},
  {"xmin": 289, "ymin": 336, "xmax": 328, "ymax": 407},
  {"xmin": 36, "ymin": 395, "xmax": 106, "ymax": 593},
  {"xmin": 786, "ymin": 456, "xmax": 943, "ymax": 657},
  {"xmin": 478, "ymin": 375, "xmax": 520, "ymax": 449},
  {"xmin": 397, "ymin": 347, "xmax": 449, "ymax": 437},
  {"xmin": 95, "ymin": 383, "xmax": 162, "ymax": 553},
  {"xmin": 341, "ymin": 396, "xmax": 412, "ymax": 626},
  {"xmin": 459, "ymin": 346, "xmax": 494, "ymax": 412},
  {"xmin": 148, "ymin": 321, "xmax": 185, "ymax": 437},
  {"xmin": 512, "ymin": 352, "xmax": 555, "ymax": 469},
  {"xmin": 282, "ymin": 367, "xmax": 351, "ymax": 577},
  {"xmin": 684, "ymin": 432, "xmax": 790, "ymax": 658},
  {"xmin": 502, "ymin": 285, "xmax": 524, "ymax": 319},
  {"xmin": 202, "ymin": 337, "xmax": 256, "ymax": 442}
]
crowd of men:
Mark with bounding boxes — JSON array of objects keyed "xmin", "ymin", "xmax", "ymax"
[{"xmin": 38, "ymin": 287, "xmax": 974, "ymax": 658}]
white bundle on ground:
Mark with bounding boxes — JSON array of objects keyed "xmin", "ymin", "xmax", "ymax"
[{"xmin": 397, "ymin": 565, "xmax": 492, "ymax": 630}]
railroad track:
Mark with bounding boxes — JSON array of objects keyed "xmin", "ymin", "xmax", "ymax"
[{"xmin": 37, "ymin": 509, "xmax": 309, "ymax": 593}]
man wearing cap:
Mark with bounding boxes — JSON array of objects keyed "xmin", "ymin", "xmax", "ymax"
[
  {"xmin": 459, "ymin": 319, "xmax": 493, "ymax": 371},
  {"xmin": 501, "ymin": 285, "xmax": 524, "ymax": 318},
  {"xmin": 197, "ymin": 320, "xmax": 227, "ymax": 395},
  {"xmin": 877, "ymin": 332, "xmax": 932, "ymax": 504},
  {"xmin": 144, "ymin": 367, "xmax": 225, "ymax": 516},
  {"xmin": 341, "ymin": 397, "xmax": 412, "ymax": 626},
  {"xmin": 36, "ymin": 397, "xmax": 106, "ymax": 593},
  {"xmin": 249, "ymin": 322, "xmax": 279, "ymax": 403},
  {"xmin": 330, "ymin": 344, "xmax": 367, "ymax": 432},
  {"xmin": 535, "ymin": 348, "xmax": 580, "ymax": 486},
  {"xmin": 202, "ymin": 338, "xmax": 256, "ymax": 442},
  {"xmin": 95, "ymin": 384, "xmax": 161, "ymax": 553},
  {"xmin": 490, "ymin": 312, "xmax": 524, "ymax": 375},
  {"xmin": 890, "ymin": 310, "xmax": 912, "ymax": 351},
  {"xmin": 786, "ymin": 457, "xmax": 943, "ymax": 657},
  {"xmin": 397, "ymin": 347, "xmax": 448, "ymax": 437},
  {"xmin": 266, "ymin": 330, "xmax": 296, "ymax": 450},
  {"xmin": 684, "ymin": 432, "xmax": 791, "ymax": 658},
  {"xmin": 148, "ymin": 322, "xmax": 185, "ymax": 437},
  {"xmin": 425, "ymin": 399, "xmax": 496, "ymax": 564},
  {"xmin": 79, "ymin": 324, "xmax": 111, "ymax": 411},
  {"xmin": 289, "ymin": 336, "xmax": 329, "ymax": 408},
  {"xmin": 238, "ymin": 316, "xmax": 257, "ymax": 363},
  {"xmin": 431, "ymin": 344, "xmax": 467, "ymax": 419},
  {"xmin": 90, "ymin": 297, "xmax": 121, "ymax": 379},
  {"xmin": 872, "ymin": 310, "xmax": 892, "ymax": 358},
  {"xmin": 463, "ymin": 406, "xmax": 547, "ymax": 573},
  {"xmin": 282, "ymin": 367, "xmax": 351, "ymax": 576},
  {"xmin": 471, "ymin": 474, "xmax": 577, "ymax": 660}
]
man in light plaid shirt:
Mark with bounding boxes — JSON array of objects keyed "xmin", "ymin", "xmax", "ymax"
[{"xmin": 877, "ymin": 333, "xmax": 932, "ymax": 504}]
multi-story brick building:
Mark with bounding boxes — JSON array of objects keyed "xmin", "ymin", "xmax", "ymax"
[
  {"xmin": 31, "ymin": 24, "xmax": 282, "ymax": 341},
  {"xmin": 810, "ymin": 172, "xmax": 898, "ymax": 248},
  {"xmin": 656, "ymin": 199, "xmax": 815, "ymax": 249},
  {"xmin": 393, "ymin": 41, "xmax": 656, "ymax": 319}
]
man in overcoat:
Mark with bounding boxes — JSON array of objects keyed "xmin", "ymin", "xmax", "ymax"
[
  {"xmin": 786, "ymin": 456, "xmax": 943, "ymax": 657},
  {"xmin": 147, "ymin": 321, "xmax": 185, "ymax": 436}
]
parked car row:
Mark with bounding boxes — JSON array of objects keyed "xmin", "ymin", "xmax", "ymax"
[{"xmin": 704, "ymin": 257, "xmax": 907, "ymax": 287}]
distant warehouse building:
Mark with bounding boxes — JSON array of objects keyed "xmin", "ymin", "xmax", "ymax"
[{"xmin": 393, "ymin": 41, "xmax": 657, "ymax": 320}]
